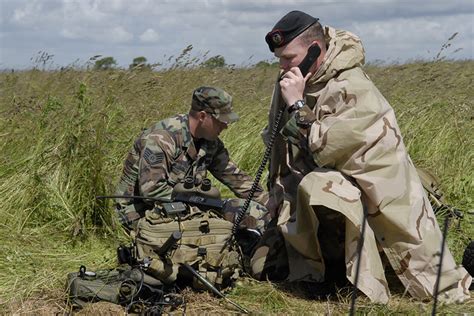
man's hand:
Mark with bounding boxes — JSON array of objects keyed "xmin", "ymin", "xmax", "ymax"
[{"xmin": 279, "ymin": 66, "xmax": 312, "ymax": 107}]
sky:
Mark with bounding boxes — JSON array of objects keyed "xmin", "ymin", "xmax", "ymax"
[{"xmin": 0, "ymin": 0, "xmax": 473, "ymax": 70}]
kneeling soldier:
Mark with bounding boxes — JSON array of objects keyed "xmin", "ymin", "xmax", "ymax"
[{"xmin": 115, "ymin": 86, "xmax": 269, "ymax": 232}]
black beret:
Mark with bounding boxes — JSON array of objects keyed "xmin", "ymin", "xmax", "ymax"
[{"xmin": 265, "ymin": 11, "xmax": 319, "ymax": 52}]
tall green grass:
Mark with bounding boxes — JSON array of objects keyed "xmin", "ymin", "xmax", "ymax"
[{"xmin": 0, "ymin": 59, "xmax": 472, "ymax": 313}]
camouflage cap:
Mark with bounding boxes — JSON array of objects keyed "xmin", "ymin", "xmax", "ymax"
[{"xmin": 191, "ymin": 86, "xmax": 239, "ymax": 124}]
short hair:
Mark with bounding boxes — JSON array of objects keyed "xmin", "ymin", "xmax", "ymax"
[
  {"xmin": 300, "ymin": 21, "xmax": 325, "ymax": 45},
  {"xmin": 189, "ymin": 109, "xmax": 200, "ymax": 117}
]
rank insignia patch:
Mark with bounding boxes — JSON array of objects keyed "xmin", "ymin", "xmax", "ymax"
[{"xmin": 143, "ymin": 148, "xmax": 164, "ymax": 166}]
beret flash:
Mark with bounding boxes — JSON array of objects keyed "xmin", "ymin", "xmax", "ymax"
[{"xmin": 265, "ymin": 11, "xmax": 319, "ymax": 52}]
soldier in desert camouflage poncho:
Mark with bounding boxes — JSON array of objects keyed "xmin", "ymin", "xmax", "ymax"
[
  {"xmin": 115, "ymin": 86, "xmax": 268, "ymax": 231},
  {"xmin": 251, "ymin": 11, "xmax": 471, "ymax": 303}
]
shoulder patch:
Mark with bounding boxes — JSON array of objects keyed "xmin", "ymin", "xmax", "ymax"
[{"xmin": 143, "ymin": 148, "xmax": 164, "ymax": 166}]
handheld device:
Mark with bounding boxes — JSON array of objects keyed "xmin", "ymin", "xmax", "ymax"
[
  {"xmin": 297, "ymin": 43, "xmax": 321, "ymax": 77},
  {"xmin": 279, "ymin": 43, "xmax": 321, "ymax": 81}
]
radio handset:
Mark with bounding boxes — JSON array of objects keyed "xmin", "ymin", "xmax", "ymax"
[
  {"xmin": 230, "ymin": 43, "xmax": 322, "ymax": 242},
  {"xmin": 279, "ymin": 43, "xmax": 321, "ymax": 81},
  {"xmin": 298, "ymin": 43, "xmax": 321, "ymax": 77}
]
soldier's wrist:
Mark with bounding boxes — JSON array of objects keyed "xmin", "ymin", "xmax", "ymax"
[{"xmin": 288, "ymin": 99, "xmax": 305, "ymax": 113}]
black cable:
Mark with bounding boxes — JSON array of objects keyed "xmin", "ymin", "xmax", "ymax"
[
  {"xmin": 231, "ymin": 106, "xmax": 286, "ymax": 237},
  {"xmin": 125, "ymin": 268, "xmax": 145, "ymax": 312}
]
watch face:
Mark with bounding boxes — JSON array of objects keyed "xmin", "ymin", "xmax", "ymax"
[
  {"xmin": 288, "ymin": 100, "xmax": 305, "ymax": 113},
  {"xmin": 296, "ymin": 100, "xmax": 305, "ymax": 109}
]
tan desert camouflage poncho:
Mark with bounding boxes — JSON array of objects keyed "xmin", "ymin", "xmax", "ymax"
[{"xmin": 263, "ymin": 26, "xmax": 471, "ymax": 303}]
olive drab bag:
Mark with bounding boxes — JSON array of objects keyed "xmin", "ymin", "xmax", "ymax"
[
  {"xmin": 66, "ymin": 266, "xmax": 133, "ymax": 308},
  {"xmin": 66, "ymin": 265, "xmax": 165, "ymax": 308},
  {"xmin": 132, "ymin": 204, "xmax": 242, "ymax": 290}
]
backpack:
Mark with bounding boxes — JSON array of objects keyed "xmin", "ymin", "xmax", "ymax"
[{"xmin": 132, "ymin": 203, "xmax": 242, "ymax": 290}]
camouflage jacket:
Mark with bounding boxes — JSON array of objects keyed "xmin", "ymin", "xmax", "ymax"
[
  {"xmin": 115, "ymin": 114, "xmax": 267, "ymax": 209},
  {"xmin": 263, "ymin": 27, "xmax": 471, "ymax": 302}
]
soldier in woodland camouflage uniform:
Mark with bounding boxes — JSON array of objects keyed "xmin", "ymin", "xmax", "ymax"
[
  {"xmin": 251, "ymin": 11, "xmax": 471, "ymax": 303},
  {"xmin": 115, "ymin": 86, "xmax": 269, "ymax": 231}
]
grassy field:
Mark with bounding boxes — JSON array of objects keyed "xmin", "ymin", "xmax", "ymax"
[{"xmin": 0, "ymin": 58, "xmax": 473, "ymax": 314}]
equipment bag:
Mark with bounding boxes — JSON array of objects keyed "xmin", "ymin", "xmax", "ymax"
[
  {"xmin": 66, "ymin": 265, "xmax": 145, "ymax": 308},
  {"xmin": 133, "ymin": 205, "xmax": 242, "ymax": 290},
  {"xmin": 66, "ymin": 265, "xmax": 183, "ymax": 312}
]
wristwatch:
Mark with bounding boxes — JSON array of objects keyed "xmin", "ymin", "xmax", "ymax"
[{"xmin": 288, "ymin": 99, "xmax": 305, "ymax": 113}]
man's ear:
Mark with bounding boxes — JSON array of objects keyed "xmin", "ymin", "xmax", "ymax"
[{"xmin": 198, "ymin": 111, "xmax": 207, "ymax": 122}]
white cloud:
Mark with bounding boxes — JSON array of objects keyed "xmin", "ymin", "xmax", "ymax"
[
  {"xmin": 61, "ymin": 25, "xmax": 133, "ymax": 43},
  {"xmin": 139, "ymin": 28, "xmax": 159, "ymax": 43},
  {"xmin": 96, "ymin": 0, "xmax": 127, "ymax": 13},
  {"xmin": 62, "ymin": 1, "xmax": 107, "ymax": 23},
  {"xmin": 10, "ymin": 0, "xmax": 43, "ymax": 26},
  {"xmin": 109, "ymin": 26, "xmax": 134, "ymax": 43},
  {"xmin": 350, "ymin": 13, "xmax": 473, "ymax": 62},
  {"xmin": 60, "ymin": 28, "xmax": 78, "ymax": 39}
]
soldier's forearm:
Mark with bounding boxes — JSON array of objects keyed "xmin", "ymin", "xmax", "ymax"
[{"xmin": 141, "ymin": 183, "xmax": 174, "ymax": 200}]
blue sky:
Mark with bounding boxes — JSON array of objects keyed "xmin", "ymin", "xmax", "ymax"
[{"xmin": 0, "ymin": 0, "xmax": 473, "ymax": 69}]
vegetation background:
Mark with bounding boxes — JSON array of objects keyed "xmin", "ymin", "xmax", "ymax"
[{"xmin": 0, "ymin": 49, "xmax": 473, "ymax": 314}]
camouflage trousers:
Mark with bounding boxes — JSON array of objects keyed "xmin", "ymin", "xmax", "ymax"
[
  {"xmin": 249, "ymin": 207, "xmax": 346, "ymax": 283},
  {"xmin": 221, "ymin": 198, "xmax": 270, "ymax": 232},
  {"xmin": 249, "ymin": 219, "xmax": 289, "ymax": 281}
]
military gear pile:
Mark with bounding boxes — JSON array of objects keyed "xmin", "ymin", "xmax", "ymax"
[
  {"xmin": 67, "ymin": 189, "xmax": 251, "ymax": 312},
  {"xmin": 132, "ymin": 204, "xmax": 242, "ymax": 289},
  {"xmin": 65, "ymin": 206, "xmax": 244, "ymax": 312}
]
